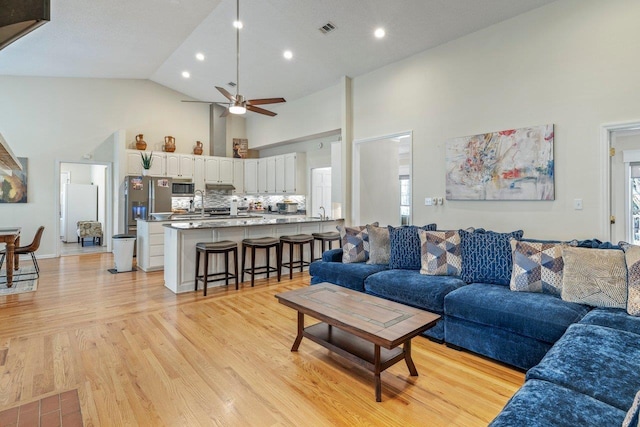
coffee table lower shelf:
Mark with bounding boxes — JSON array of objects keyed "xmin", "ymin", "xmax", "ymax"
[{"xmin": 296, "ymin": 322, "xmax": 417, "ymax": 402}]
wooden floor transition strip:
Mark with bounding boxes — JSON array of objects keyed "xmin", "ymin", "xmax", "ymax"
[{"xmin": 0, "ymin": 389, "xmax": 82, "ymax": 427}]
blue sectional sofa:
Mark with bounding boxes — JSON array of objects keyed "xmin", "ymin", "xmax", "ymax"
[{"xmin": 309, "ymin": 226, "xmax": 640, "ymax": 426}]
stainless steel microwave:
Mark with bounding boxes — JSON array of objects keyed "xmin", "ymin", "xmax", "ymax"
[{"xmin": 172, "ymin": 181, "xmax": 195, "ymax": 196}]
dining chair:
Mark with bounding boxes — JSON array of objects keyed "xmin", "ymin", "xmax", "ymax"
[{"xmin": 0, "ymin": 226, "xmax": 45, "ymax": 279}]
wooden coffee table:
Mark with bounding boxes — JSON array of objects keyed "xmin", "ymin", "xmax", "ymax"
[{"xmin": 276, "ymin": 282, "xmax": 440, "ymax": 401}]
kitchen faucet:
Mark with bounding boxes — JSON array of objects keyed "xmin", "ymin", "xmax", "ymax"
[
  {"xmin": 194, "ymin": 189, "xmax": 205, "ymax": 218},
  {"xmin": 319, "ymin": 206, "xmax": 326, "ymax": 221}
]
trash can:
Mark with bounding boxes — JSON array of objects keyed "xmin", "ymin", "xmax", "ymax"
[{"xmin": 112, "ymin": 234, "xmax": 136, "ymax": 272}]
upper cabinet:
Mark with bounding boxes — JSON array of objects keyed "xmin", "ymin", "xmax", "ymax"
[
  {"xmin": 243, "ymin": 153, "xmax": 306, "ymax": 195},
  {"xmin": 126, "ymin": 150, "xmax": 165, "ymax": 176},
  {"xmin": 193, "ymin": 156, "xmax": 205, "ymax": 191},
  {"xmin": 165, "ymin": 153, "xmax": 194, "ymax": 178},
  {"xmin": 244, "ymin": 159, "xmax": 258, "ymax": 193},
  {"xmin": 233, "ymin": 159, "xmax": 244, "ymax": 194},
  {"xmin": 205, "ymin": 157, "xmax": 234, "ymax": 184}
]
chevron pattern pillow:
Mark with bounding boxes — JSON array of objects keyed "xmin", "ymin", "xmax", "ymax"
[
  {"xmin": 419, "ymin": 230, "xmax": 462, "ymax": 276},
  {"xmin": 337, "ymin": 223, "xmax": 378, "ymax": 264},
  {"xmin": 620, "ymin": 242, "xmax": 640, "ymax": 316},
  {"xmin": 561, "ymin": 246, "xmax": 627, "ymax": 308},
  {"xmin": 510, "ymin": 239, "xmax": 577, "ymax": 295}
]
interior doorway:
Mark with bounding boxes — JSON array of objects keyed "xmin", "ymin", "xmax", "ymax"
[
  {"xmin": 610, "ymin": 128, "xmax": 640, "ymax": 243},
  {"xmin": 57, "ymin": 161, "xmax": 110, "ymax": 256},
  {"xmin": 311, "ymin": 167, "xmax": 332, "ymax": 219},
  {"xmin": 353, "ymin": 132, "xmax": 412, "ymax": 226}
]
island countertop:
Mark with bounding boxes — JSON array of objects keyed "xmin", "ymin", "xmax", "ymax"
[{"xmin": 163, "ymin": 217, "xmax": 342, "ymax": 230}]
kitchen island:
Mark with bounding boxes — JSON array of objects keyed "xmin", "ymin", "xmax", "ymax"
[{"xmin": 163, "ymin": 217, "xmax": 343, "ymax": 294}]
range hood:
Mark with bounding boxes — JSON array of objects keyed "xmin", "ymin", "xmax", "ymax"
[
  {"xmin": 0, "ymin": 132, "xmax": 22, "ymax": 174},
  {"xmin": 205, "ymin": 183, "xmax": 236, "ymax": 191},
  {"xmin": 0, "ymin": 0, "xmax": 50, "ymax": 51}
]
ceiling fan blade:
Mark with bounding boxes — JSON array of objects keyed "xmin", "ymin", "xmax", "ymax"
[
  {"xmin": 215, "ymin": 86, "xmax": 236, "ymax": 102},
  {"xmin": 246, "ymin": 104, "xmax": 277, "ymax": 117},
  {"xmin": 247, "ymin": 97, "xmax": 286, "ymax": 106}
]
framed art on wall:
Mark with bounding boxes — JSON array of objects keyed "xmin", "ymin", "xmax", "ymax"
[
  {"xmin": 446, "ymin": 124, "xmax": 554, "ymax": 201},
  {"xmin": 0, "ymin": 157, "xmax": 28, "ymax": 203}
]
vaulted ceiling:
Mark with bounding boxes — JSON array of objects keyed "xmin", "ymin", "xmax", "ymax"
[{"xmin": 0, "ymin": 0, "xmax": 557, "ymax": 104}]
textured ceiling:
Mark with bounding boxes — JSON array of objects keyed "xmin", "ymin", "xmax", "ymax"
[{"xmin": 0, "ymin": 0, "xmax": 557, "ymax": 103}]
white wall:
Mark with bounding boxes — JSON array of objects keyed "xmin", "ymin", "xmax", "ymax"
[
  {"xmin": 245, "ymin": 83, "xmax": 343, "ymax": 149},
  {"xmin": 0, "ymin": 77, "xmax": 210, "ymax": 257},
  {"xmin": 351, "ymin": 0, "xmax": 640, "ymax": 240}
]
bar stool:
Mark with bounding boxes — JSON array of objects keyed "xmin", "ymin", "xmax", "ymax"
[
  {"xmin": 312, "ymin": 231, "xmax": 341, "ymax": 261},
  {"xmin": 241, "ymin": 237, "xmax": 281, "ymax": 287},
  {"xmin": 280, "ymin": 234, "xmax": 315, "ymax": 280},
  {"xmin": 195, "ymin": 241, "xmax": 239, "ymax": 296}
]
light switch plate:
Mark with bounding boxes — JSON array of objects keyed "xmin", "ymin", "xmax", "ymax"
[
  {"xmin": 424, "ymin": 197, "xmax": 433, "ymax": 206},
  {"xmin": 574, "ymin": 199, "xmax": 583, "ymax": 210}
]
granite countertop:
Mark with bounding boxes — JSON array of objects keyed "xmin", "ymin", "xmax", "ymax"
[
  {"xmin": 138, "ymin": 215, "xmax": 262, "ymax": 223},
  {"xmin": 164, "ymin": 217, "xmax": 343, "ymax": 230}
]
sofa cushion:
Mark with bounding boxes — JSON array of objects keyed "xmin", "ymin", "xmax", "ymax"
[
  {"xmin": 419, "ymin": 230, "xmax": 462, "ymax": 276},
  {"xmin": 309, "ymin": 261, "xmax": 387, "ymax": 292},
  {"xmin": 366, "ymin": 225, "xmax": 390, "ymax": 265},
  {"xmin": 620, "ymin": 242, "xmax": 640, "ymax": 316},
  {"xmin": 561, "ymin": 246, "xmax": 627, "ymax": 309},
  {"xmin": 337, "ymin": 224, "xmax": 370, "ymax": 263},
  {"xmin": 579, "ymin": 307, "xmax": 640, "ymax": 336},
  {"xmin": 510, "ymin": 239, "xmax": 574, "ymax": 296},
  {"xmin": 489, "ymin": 379, "xmax": 626, "ymax": 427},
  {"xmin": 444, "ymin": 283, "xmax": 588, "ymax": 344},
  {"xmin": 364, "ymin": 269, "xmax": 465, "ymax": 314},
  {"xmin": 459, "ymin": 229, "xmax": 524, "ymax": 285},
  {"xmin": 321, "ymin": 248, "xmax": 343, "ymax": 263},
  {"xmin": 388, "ymin": 224, "xmax": 437, "ymax": 270},
  {"xmin": 527, "ymin": 323, "xmax": 640, "ymax": 411}
]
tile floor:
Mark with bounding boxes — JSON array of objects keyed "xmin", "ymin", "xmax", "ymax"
[{"xmin": 0, "ymin": 389, "xmax": 82, "ymax": 427}]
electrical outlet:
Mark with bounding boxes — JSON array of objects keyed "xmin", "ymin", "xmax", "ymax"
[
  {"xmin": 574, "ymin": 199, "xmax": 583, "ymax": 210},
  {"xmin": 437, "ymin": 197, "xmax": 443, "ymax": 205}
]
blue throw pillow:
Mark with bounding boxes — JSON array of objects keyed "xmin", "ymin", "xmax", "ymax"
[
  {"xmin": 388, "ymin": 224, "xmax": 437, "ymax": 270},
  {"xmin": 459, "ymin": 229, "xmax": 524, "ymax": 285}
]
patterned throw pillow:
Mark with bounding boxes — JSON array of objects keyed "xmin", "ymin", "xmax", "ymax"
[
  {"xmin": 459, "ymin": 229, "xmax": 524, "ymax": 285},
  {"xmin": 561, "ymin": 246, "xmax": 627, "ymax": 309},
  {"xmin": 388, "ymin": 224, "xmax": 437, "ymax": 270},
  {"xmin": 623, "ymin": 390, "xmax": 640, "ymax": 427},
  {"xmin": 510, "ymin": 239, "xmax": 577, "ymax": 295},
  {"xmin": 419, "ymin": 230, "xmax": 462, "ymax": 276},
  {"xmin": 366, "ymin": 225, "xmax": 390, "ymax": 265},
  {"xmin": 337, "ymin": 223, "xmax": 378, "ymax": 264},
  {"xmin": 619, "ymin": 242, "xmax": 640, "ymax": 316}
]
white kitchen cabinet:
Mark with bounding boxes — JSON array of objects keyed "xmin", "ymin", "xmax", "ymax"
[
  {"xmin": 193, "ymin": 156, "xmax": 205, "ymax": 191},
  {"xmin": 244, "ymin": 159, "xmax": 258, "ymax": 193},
  {"xmin": 126, "ymin": 150, "xmax": 165, "ymax": 176},
  {"xmin": 233, "ymin": 159, "xmax": 244, "ymax": 194},
  {"xmin": 136, "ymin": 220, "xmax": 168, "ymax": 272},
  {"xmin": 283, "ymin": 152, "xmax": 306, "ymax": 194},
  {"xmin": 275, "ymin": 155, "xmax": 285, "ymax": 193},
  {"xmin": 205, "ymin": 157, "xmax": 234, "ymax": 184},
  {"xmin": 166, "ymin": 153, "xmax": 194, "ymax": 178},
  {"xmin": 257, "ymin": 159, "xmax": 268, "ymax": 193},
  {"xmin": 266, "ymin": 157, "xmax": 276, "ymax": 193}
]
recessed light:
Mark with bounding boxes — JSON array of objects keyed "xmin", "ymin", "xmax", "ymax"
[
  {"xmin": 283, "ymin": 50, "xmax": 293, "ymax": 60},
  {"xmin": 182, "ymin": 71, "xmax": 190, "ymax": 78},
  {"xmin": 233, "ymin": 20, "xmax": 243, "ymax": 29},
  {"xmin": 195, "ymin": 52, "xmax": 205, "ymax": 61},
  {"xmin": 374, "ymin": 28, "xmax": 385, "ymax": 39}
]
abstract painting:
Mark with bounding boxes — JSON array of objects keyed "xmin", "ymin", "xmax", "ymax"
[
  {"xmin": 446, "ymin": 124, "xmax": 554, "ymax": 200},
  {"xmin": 0, "ymin": 157, "xmax": 28, "ymax": 203}
]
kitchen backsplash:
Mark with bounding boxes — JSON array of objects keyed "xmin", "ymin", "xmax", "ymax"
[{"xmin": 172, "ymin": 191, "xmax": 306, "ymax": 211}]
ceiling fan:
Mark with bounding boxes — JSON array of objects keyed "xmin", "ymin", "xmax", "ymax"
[{"xmin": 182, "ymin": 0, "xmax": 285, "ymax": 117}]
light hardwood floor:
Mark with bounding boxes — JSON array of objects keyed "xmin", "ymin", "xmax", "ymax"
[{"xmin": 0, "ymin": 253, "xmax": 524, "ymax": 426}]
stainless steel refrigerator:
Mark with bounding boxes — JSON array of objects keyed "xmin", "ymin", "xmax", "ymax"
[{"xmin": 125, "ymin": 176, "xmax": 173, "ymax": 234}]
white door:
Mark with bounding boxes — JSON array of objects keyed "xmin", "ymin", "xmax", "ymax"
[
  {"xmin": 311, "ymin": 168, "xmax": 331, "ymax": 218},
  {"xmin": 60, "ymin": 171, "xmax": 70, "ymax": 238},
  {"xmin": 64, "ymin": 184, "xmax": 98, "ymax": 242}
]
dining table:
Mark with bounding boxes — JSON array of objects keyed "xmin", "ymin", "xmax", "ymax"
[{"xmin": 0, "ymin": 228, "xmax": 21, "ymax": 287}]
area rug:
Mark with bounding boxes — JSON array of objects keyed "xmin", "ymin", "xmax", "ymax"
[{"xmin": 0, "ymin": 266, "xmax": 38, "ymax": 295}]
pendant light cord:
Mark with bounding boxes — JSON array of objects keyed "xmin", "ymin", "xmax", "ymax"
[{"xmin": 236, "ymin": 0, "xmax": 240, "ymax": 97}]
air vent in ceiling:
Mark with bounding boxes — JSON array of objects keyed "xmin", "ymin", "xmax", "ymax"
[
  {"xmin": 318, "ymin": 22, "xmax": 336, "ymax": 35},
  {"xmin": 227, "ymin": 81, "xmax": 236, "ymax": 87}
]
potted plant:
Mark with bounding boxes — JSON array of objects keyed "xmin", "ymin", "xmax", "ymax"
[{"xmin": 140, "ymin": 152, "xmax": 153, "ymax": 176}]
